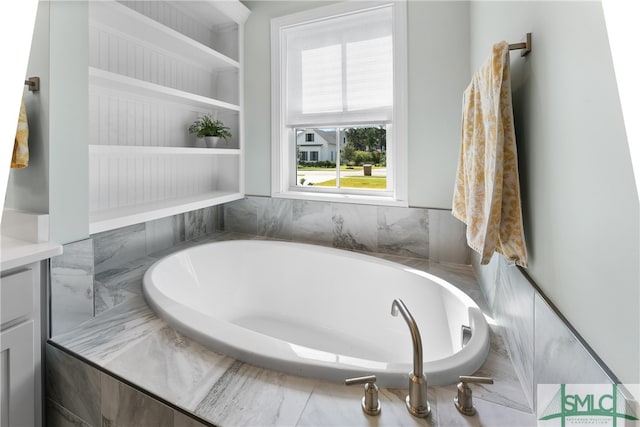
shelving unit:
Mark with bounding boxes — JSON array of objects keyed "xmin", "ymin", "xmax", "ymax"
[{"xmin": 87, "ymin": 0, "xmax": 249, "ymax": 234}]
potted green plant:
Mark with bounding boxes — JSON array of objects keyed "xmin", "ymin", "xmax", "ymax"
[{"xmin": 188, "ymin": 114, "xmax": 232, "ymax": 148}]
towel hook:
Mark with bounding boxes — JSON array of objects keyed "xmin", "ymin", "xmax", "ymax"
[{"xmin": 24, "ymin": 77, "xmax": 40, "ymax": 92}]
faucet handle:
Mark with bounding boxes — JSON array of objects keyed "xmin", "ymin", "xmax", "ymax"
[
  {"xmin": 345, "ymin": 375, "xmax": 381, "ymax": 416},
  {"xmin": 454, "ymin": 376, "xmax": 494, "ymax": 416}
]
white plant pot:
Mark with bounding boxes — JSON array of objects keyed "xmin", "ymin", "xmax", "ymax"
[{"xmin": 204, "ymin": 136, "xmax": 223, "ymax": 148}]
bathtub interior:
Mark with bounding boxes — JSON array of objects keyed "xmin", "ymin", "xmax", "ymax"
[{"xmin": 148, "ymin": 241, "xmax": 479, "ymax": 365}]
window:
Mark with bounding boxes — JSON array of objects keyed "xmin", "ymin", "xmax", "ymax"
[{"xmin": 271, "ymin": 1, "xmax": 407, "ymax": 206}]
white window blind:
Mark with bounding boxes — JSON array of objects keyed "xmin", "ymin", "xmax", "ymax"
[{"xmin": 283, "ymin": 5, "xmax": 393, "ymax": 127}]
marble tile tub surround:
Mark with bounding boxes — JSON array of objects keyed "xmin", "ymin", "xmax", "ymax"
[
  {"xmin": 46, "ymin": 343, "xmax": 214, "ymax": 427},
  {"xmin": 51, "ymin": 198, "xmax": 467, "ymax": 336},
  {"xmin": 50, "ymin": 238, "xmax": 95, "ymax": 337},
  {"xmin": 48, "ymin": 338, "xmax": 535, "ymax": 427},
  {"xmin": 93, "ymin": 205, "xmax": 221, "ymax": 275},
  {"xmin": 223, "ymin": 196, "xmax": 470, "ymax": 264},
  {"xmin": 48, "ymin": 234, "xmax": 536, "ymax": 426},
  {"xmin": 49, "ymin": 206, "xmax": 221, "ymax": 336},
  {"xmin": 473, "ymin": 253, "xmax": 614, "ymax": 411}
]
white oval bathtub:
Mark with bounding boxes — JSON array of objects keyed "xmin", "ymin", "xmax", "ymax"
[{"xmin": 142, "ymin": 240, "xmax": 490, "ymax": 387}]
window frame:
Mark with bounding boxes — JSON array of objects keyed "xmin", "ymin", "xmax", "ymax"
[{"xmin": 270, "ymin": 1, "xmax": 408, "ymax": 207}]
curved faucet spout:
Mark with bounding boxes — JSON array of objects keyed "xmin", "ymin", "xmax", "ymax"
[
  {"xmin": 391, "ymin": 299, "xmax": 424, "ymax": 377},
  {"xmin": 391, "ymin": 298, "xmax": 431, "ymax": 418}
]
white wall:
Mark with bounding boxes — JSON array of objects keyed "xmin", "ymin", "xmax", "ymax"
[
  {"xmin": 243, "ymin": 1, "xmax": 335, "ymax": 196},
  {"xmin": 602, "ymin": 1, "xmax": 640, "ymax": 198},
  {"xmin": 4, "ymin": 1, "xmax": 50, "ymax": 214},
  {"xmin": 470, "ymin": 1, "xmax": 639, "ymax": 384},
  {"xmin": 49, "ymin": 1, "xmax": 89, "ymax": 243},
  {"xmin": 4, "ymin": 1, "xmax": 90, "ymax": 244},
  {"xmin": 0, "ymin": 0, "xmax": 38, "ymax": 211},
  {"xmin": 243, "ymin": 1, "xmax": 470, "ymax": 208},
  {"xmin": 407, "ymin": 1, "xmax": 469, "ymax": 208}
]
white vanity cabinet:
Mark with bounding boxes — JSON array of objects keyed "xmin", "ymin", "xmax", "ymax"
[
  {"xmin": 1, "ymin": 263, "xmax": 43, "ymax": 427},
  {"xmin": 0, "ymin": 234, "xmax": 62, "ymax": 427},
  {"xmin": 87, "ymin": 0, "xmax": 250, "ymax": 234}
]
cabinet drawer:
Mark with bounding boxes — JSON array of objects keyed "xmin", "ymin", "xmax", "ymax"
[{"xmin": 0, "ymin": 269, "xmax": 34, "ymax": 325}]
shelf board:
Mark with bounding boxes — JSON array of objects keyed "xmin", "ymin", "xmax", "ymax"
[
  {"xmin": 89, "ymin": 144, "xmax": 241, "ymax": 156},
  {"xmin": 90, "ymin": 1, "xmax": 239, "ymax": 71},
  {"xmin": 89, "ymin": 191, "xmax": 245, "ymax": 234},
  {"xmin": 89, "ymin": 67, "xmax": 240, "ymax": 112},
  {"xmin": 172, "ymin": 1, "xmax": 251, "ymax": 27}
]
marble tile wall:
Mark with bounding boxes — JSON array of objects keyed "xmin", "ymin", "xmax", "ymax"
[
  {"xmin": 51, "ymin": 198, "xmax": 467, "ymax": 336},
  {"xmin": 45, "ymin": 344, "xmax": 213, "ymax": 427},
  {"xmin": 93, "ymin": 206, "xmax": 220, "ymax": 275},
  {"xmin": 472, "ymin": 253, "xmax": 613, "ymax": 411},
  {"xmin": 50, "ymin": 239, "xmax": 95, "ymax": 336},
  {"xmin": 533, "ymin": 293, "xmax": 611, "ymax": 386},
  {"xmin": 223, "ymin": 196, "xmax": 469, "ymax": 263},
  {"xmin": 49, "ymin": 206, "xmax": 221, "ymax": 336}
]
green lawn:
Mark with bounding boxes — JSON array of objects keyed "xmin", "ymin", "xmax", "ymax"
[{"xmin": 313, "ymin": 176, "xmax": 387, "ymax": 189}]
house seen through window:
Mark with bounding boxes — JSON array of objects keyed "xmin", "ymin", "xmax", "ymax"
[
  {"xmin": 271, "ymin": 1, "xmax": 407, "ymax": 204},
  {"xmin": 296, "ymin": 126, "xmax": 387, "ymax": 190}
]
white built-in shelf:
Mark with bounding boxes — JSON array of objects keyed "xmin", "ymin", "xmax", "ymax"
[
  {"xmin": 90, "ymin": 1, "xmax": 240, "ymax": 71},
  {"xmin": 89, "ymin": 191, "xmax": 244, "ymax": 234},
  {"xmin": 89, "ymin": 144, "xmax": 241, "ymax": 156},
  {"xmin": 89, "ymin": 67, "xmax": 240, "ymax": 112},
  {"xmin": 88, "ymin": 0, "xmax": 247, "ymax": 234}
]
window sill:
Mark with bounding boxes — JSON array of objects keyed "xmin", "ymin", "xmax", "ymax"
[{"xmin": 272, "ymin": 190, "xmax": 408, "ymax": 207}]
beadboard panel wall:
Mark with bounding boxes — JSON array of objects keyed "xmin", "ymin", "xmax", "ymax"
[
  {"xmin": 88, "ymin": 25, "xmax": 236, "ymax": 104},
  {"xmin": 118, "ymin": 0, "xmax": 240, "ymax": 61},
  {"xmin": 88, "ymin": 85, "xmax": 215, "ymax": 149},
  {"xmin": 89, "ymin": 147, "xmax": 240, "ymax": 214},
  {"xmin": 88, "ymin": 82, "xmax": 242, "ymax": 150}
]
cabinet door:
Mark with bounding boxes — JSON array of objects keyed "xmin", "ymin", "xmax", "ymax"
[{"xmin": 0, "ymin": 321, "xmax": 35, "ymax": 427}]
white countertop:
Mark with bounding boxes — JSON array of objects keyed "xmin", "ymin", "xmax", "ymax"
[{"xmin": 1, "ymin": 235, "xmax": 63, "ymax": 271}]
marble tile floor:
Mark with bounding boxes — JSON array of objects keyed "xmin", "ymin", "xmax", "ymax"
[{"xmin": 49, "ymin": 232, "xmax": 537, "ymax": 426}]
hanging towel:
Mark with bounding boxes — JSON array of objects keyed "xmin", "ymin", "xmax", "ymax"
[
  {"xmin": 11, "ymin": 98, "xmax": 29, "ymax": 169},
  {"xmin": 452, "ymin": 41, "xmax": 528, "ymax": 267}
]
